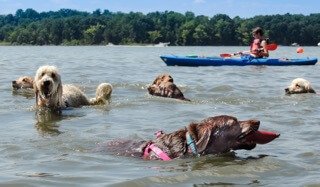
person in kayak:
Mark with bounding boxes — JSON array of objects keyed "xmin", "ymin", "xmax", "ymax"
[{"xmin": 240, "ymin": 27, "xmax": 269, "ymax": 58}]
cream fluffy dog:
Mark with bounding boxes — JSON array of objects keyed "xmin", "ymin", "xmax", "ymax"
[
  {"xmin": 285, "ymin": 78, "xmax": 316, "ymax": 94},
  {"xmin": 34, "ymin": 65, "xmax": 112, "ymax": 110}
]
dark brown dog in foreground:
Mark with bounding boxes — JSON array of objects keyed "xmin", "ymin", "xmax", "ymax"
[
  {"xmin": 147, "ymin": 73, "xmax": 190, "ymax": 101},
  {"xmin": 103, "ymin": 115, "xmax": 279, "ymax": 160}
]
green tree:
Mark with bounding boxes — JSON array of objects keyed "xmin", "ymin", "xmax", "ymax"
[
  {"xmin": 211, "ymin": 14, "xmax": 237, "ymax": 45},
  {"xmin": 148, "ymin": 30, "xmax": 162, "ymax": 43},
  {"xmin": 50, "ymin": 20, "xmax": 64, "ymax": 45},
  {"xmin": 84, "ymin": 23, "xmax": 105, "ymax": 44},
  {"xmin": 193, "ymin": 24, "xmax": 210, "ymax": 45},
  {"xmin": 179, "ymin": 20, "xmax": 196, "ymax": 45}
]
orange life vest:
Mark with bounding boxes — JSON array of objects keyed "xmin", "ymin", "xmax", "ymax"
[{"xmin": 250, "ymin": 39, "xmax": 262, "ymax": 56}]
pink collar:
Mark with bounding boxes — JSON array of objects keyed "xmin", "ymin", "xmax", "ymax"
[{"xmin": 143, "ymin": 143, "xmax": 171, "ymax": 161}]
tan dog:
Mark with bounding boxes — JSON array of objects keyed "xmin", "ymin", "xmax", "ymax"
[
  {"xmin": 34, "ymin": 65, "xmax": 112, "ymax": 110},
  {"xmin": 147, "ymin": 73, "xmax": 190, "ymax": 101},
  {"xmin": 12, "ymin": 76, "xmax": 34, "ymax": 98},
  {"xmin": 12, "ymin": 76, "xmax": 34, "ymax": 90},
  {"xmin": 285, "ymin": 78, "xmax": 316, "ymax": 94}
]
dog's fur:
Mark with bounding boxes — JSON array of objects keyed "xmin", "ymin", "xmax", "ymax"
[
  {"xmin": 103, "ymin": 115, "xmax": 279, "ymax": 160},
  {"xmin": 285, "ymin": 78, "xmax": 316, "ymax": 94},
  {"xmin": 34, "ymin": 65, "xmax": 112, "ymax": 110},
  {"xmin": 147, "ymin": 73, "xmax": 190, "ymax": 101},
  {"xmin": 12, "ymin": 76, "xmax": 34, "ymax": 90}
]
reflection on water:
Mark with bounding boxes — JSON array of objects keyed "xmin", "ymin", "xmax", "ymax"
[
  {"xmin": 34, "ymin": 107, "xmax": 87, "ymax": 135},
  {"xmin": 193, "ymin": 180, "xmax": 260, "ymax": 187},
  {"xmin": 35, "ymin": 108, "xmax": 63, "ymax": 135},
  {"xmin": 12, "ymin": 89, "xmax": 34, "ymax": 99},
  {"xmin": 143, "ymin": 153, "xmax": 270, "ymax": 173},
  {"xmin": 17, "ymin": 172, "xmax": 59, "ymax": 178}
]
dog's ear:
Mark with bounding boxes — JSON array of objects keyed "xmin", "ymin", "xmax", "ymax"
[
  {"xmin": 57, "ymin": 82, "xmax": 63, "ymax": 106},
  {"xmin": 34, "ymin": 78, "xmax": 39, "ymax": 105},
  {"xmin": 152, "ymin": 78, "xmax": 158, "ymax": 85},
  {"xmin": 147, "ymin": 85, "xmax": 155, "ymax": 94},
  {"xmin": 188, "ymin": 123, "xmax": 212, "ymax": 154},
  {"xmin": 196, "ymin": 128, "xmax": 212, "ymax": 154},
  {"xmin": 166, "ymin": 74, "xmax": 174, "ymax": 83}
]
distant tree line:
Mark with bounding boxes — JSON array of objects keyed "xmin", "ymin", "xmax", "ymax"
[{"xmin": 0, "ymin": 8, "xmax": 319, "ymax": 46}]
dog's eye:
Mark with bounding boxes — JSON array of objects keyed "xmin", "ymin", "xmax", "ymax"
[
  {"xmin": 41, "ymin": 72, "xmax": 45, "ymax": 77},
  {"xmin": 22, "ymin": 78, "xmax": 26, "ymax": 82},
  {"xmin": 296, "ymin": 84, "xmax": 300, "ymax": 88},
  {"xmin": 52, "ymin": 73, "xmax": 56, "ymax": 79}
]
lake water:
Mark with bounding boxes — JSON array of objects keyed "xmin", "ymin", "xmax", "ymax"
[{"xmin": 0, "ymin": 46, "xmax": 319, "ymax": 186}]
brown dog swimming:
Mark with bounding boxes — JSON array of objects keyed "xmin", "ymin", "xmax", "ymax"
[
  {"xmin": 102, "ymin": 115, "xmax": 279, "ymax": 160},
  {"xmin": 147, "ymin": 73, "xmax": 190, "ymax": 101}
]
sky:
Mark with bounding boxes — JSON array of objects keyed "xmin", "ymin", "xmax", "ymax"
[{"xmin": 0, "ymin": 0, "xmax": 319, "ymax": 18}]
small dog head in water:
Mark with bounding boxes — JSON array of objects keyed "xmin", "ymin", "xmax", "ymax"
[
  {"xmin": 285, "ymin": 78, "xmax": 316, "ymax": 95},
  {"xmin": 12, "ymin": 76, "xmax": 34, "ymax": 90},
  {"xmin": 148, "ymin": 73, "xmax": 190, "ymax": 101},
  {"xmin": 152, "ymin": 73, "xmax": 173, "ymax": 85}
]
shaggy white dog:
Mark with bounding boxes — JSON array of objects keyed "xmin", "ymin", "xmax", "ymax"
[
  {"xmin": 285, "ymin": 78, "xmax": 316, "ymax": 94},
  {"xmin": 34, "ymin": 65, "xmax": 112, "ymax": 110}
]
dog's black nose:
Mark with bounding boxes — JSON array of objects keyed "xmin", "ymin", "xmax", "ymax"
[
  {"xmin": 12, "ymin": 80, "xmax": 16, "ymax": 84},
  {"xmin": 44, "ymin": 80, "xmax": 51, "ymax": 86},
  {"xmin": 285, "ymin": 88, "xmax": 289, "ymax": 92}
]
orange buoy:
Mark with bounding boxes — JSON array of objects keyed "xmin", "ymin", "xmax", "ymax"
[{"xmin": 296, "ymin": 47, "xmax": 304, "ymax": 53}]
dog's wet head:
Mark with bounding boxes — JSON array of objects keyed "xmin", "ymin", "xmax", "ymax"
[
  {"xmin": 200, "ymin": 117, "xmax": 279, "ymax": 154},
  {"xmin": 285, "ymin": 78, "xmax": 316, "ymax": 95},
  {"xmin": 12, "ymin": 76, "xmax": 34, "ymax": 89},
  {"xmin": 153, "ymin": 74, "xmax": 173, "ymax": 85},
  {"xmin": 34, "ymin": 66, "xmax": 62, "ymax": 107},
  {"xmin": 202, "ymin": 118, "xmax": 260, "ymax": 153}
]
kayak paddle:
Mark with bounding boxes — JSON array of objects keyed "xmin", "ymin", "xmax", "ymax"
[{"xmin": 220, "ymin": 43, "xmax": 278, "ymax": 58}]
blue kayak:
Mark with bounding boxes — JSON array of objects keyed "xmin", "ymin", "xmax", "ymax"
[{"xmin": 160, "ymin": 55, "xmax": 318, "ymax": 66}]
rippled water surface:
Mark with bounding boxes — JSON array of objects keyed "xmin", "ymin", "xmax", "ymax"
[{"xmin": 0, "ymin": 46, "xmax": 319, "ymax": 186}]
